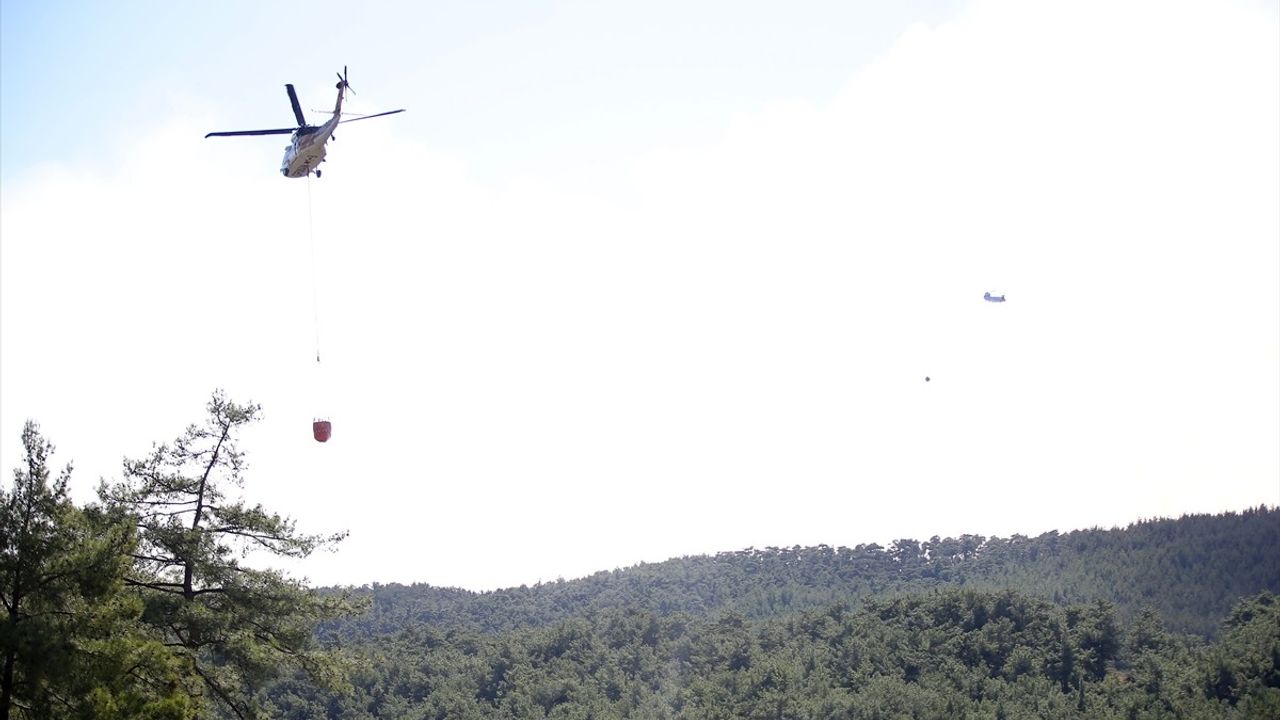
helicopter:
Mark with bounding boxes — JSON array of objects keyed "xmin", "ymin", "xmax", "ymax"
[{"xmin": 205, "ymin": 67, "xmax": 404, "ymax": 178}]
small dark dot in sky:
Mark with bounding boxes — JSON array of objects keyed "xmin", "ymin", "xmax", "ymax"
[{"xmin": 925, "ymin": 376, "xmax": 931, "ymax": 382}]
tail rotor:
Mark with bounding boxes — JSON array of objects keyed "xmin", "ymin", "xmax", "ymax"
[{"xmin": 335, "ymin": 65, "xmax": 354, "ymax": 94}]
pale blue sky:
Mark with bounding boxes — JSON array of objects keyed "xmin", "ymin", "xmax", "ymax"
[
  {"xmin": 2, "ymin": 0, "xmax": 1277, "ymax": 590},
  {"xmin": 1, "ymin": 1, "xmax": 960, "ymax": 179}
]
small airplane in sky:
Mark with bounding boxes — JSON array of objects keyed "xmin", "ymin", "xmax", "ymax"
[
  {"xmin": 984, "ymin": 292, "xmax": 1007, "ymax": 302},
  {"xmin": 205, "ymin": 67, "xmax": 404, "ymax": 178}
]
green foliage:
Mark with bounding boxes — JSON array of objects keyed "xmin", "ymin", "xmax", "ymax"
[
  {"xmin": 327, "ymin": 508, "xmax": 1280, "ymax": 642},
  {"xmin": 6, "ymin": 403, "xmax": 1277, "ymax": 718},
  {"xmin": 275, "ymin": 509, "xmax": 1277, "ymax": 717},
  {"xmin": 260, "ymin": 590, "xmax": 1280, "ymax": 718},
  {"xmin": 98, "ymin": 391, "xmax": 361, "ymax": 719},
  {"xmin": 1201, "ymin": 592, "xmax": 1280, "ymax": 712},
  {"xmin": 1, "ymin": 422, "xmax": 188, "ymax": 719}
]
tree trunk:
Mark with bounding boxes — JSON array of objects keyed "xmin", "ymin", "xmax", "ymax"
[{"xmin": 1, "ymin": 607, "xmax": 16, "ymax": 720}]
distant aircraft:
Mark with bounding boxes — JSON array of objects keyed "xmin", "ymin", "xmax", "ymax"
[{"xmin": 983, "ymin": 292, "xmax": 1006, "ymax": 303}]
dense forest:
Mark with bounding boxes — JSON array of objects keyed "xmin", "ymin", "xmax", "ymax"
[
  {"xmin": 270, "ymin": 589, "xmax": 1280, "ymax": 718},
  {"xmin": 264, "ymin": 510, "xmax": 1279, "ymax": 718},
  {"xmin": 325, "ymin": 507, "xmax": 1280, "ymax": 640},
  {"xmin": 2, "ymin": 394, "xmax": 1277, "ymax": 718}
]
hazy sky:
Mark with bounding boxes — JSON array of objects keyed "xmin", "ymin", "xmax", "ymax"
[{"xmin": 2, "ymin": 0, "xmax": 1277, "ymax": 591}]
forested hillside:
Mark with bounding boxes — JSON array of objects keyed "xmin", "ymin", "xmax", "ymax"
[
  {"xmin": 248, "ymin": 509, "xmax": 1280, "ymax": 717},
  {"xmin": 5, "ymin": 404, "xmax": 1277, "ymax": 718},
  {"xmin": 270, "ymin": 590, "xmax": 1280, "ymax": 718},
  {"xmin": 329, "ymin": 507, "xmax": 1280, "ymax": 640},
  {"xmin": 5, "ymin": 399, "xmax": 1274, "ymax": 712}
]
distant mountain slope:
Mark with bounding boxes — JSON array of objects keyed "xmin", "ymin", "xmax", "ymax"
[{"xmin": 327, "ymin": 506, "xmax": 1279, "ymax": 640}]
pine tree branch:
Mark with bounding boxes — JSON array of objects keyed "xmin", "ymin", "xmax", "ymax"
[
  {"xmin": 140, "ymin": 508, "xmax": 201, "ymax": 519},
  {"xmin": 124, "ymin": 578, "xmax": 189, "ymax": 594},
  {"xmin": 208, "ymin": 526, "xmax": 290, "ymax": 542},
  {"xmin": 115, "ymin": 497, "xmax": 200, "ymax": 507},
  {"xmin": 130, "ymin": 553, "xmax": 184, "ymax": 565},
  {"xmin": 192, "ymin": 660, "xmax": 249, "ymax": 720},
  {"xmin": 29, "ymin": 566, "xmax": 92, "ymax": 594}
]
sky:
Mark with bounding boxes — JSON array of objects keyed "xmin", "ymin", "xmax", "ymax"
[{"xmin": 2, "ymin": 0, "xmax": 1277, "ymax": 591}]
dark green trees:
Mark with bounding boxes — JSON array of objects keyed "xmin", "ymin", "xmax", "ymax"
[
  {"xmin": 0, "ymin": 422, "xmax": 186, "ymax": 719},
  {"xmin": 1204, "ymin": 592, "xmax": 1280, "ymax": 714},
  {"xmin": 256, "ymin": 589, "xmax": 1280, "ymax": 718},
  {"xmin": 98, "ymin": 391, "xmax": 355, "ymax": 719},
  {"xmin": 0, "ymin": 420, "xmax": 84, "ymax": 718},
  {"xmin": 3, "ymin": 395, "xmax": 358, "ymax": 719}
]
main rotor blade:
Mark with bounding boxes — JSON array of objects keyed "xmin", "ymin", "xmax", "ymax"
[
  {"xmin": 205, "ymin": 128, "xmax": 297, "ymax": 138},
  {"xmin": 286, "ymin": 84, "xmax": 306, "ymax": 126},
  {"xmin": 337, "ymin": 109, "xmax": 406, "ymax": 124}
]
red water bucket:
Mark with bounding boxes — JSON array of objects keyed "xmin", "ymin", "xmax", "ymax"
[{"xmin": 313, "ymin": 420, "xmax": 332, "ymax": 443}]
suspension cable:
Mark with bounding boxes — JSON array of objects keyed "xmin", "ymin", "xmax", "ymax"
[{"xmin": 307, "ymin": 174, "xmax": 322, "ymax": 364}]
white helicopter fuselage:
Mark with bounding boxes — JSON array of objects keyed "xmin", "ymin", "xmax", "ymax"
[
  {"xmin": 281, "ymin": 87, "xmax": 344, "ymax": 178},
  {"xmin": 281, "ymin": 126, "xmax": 334, "ymax": 178}
]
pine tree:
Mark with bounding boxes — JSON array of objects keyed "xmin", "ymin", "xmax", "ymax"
[
  {"xmin": 99, "ymin": 391, "xmax": 358, "ymax": 719},
  {"xmin": 1, "ymin": 422, "xmax": 175, "ymax": 719}
]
